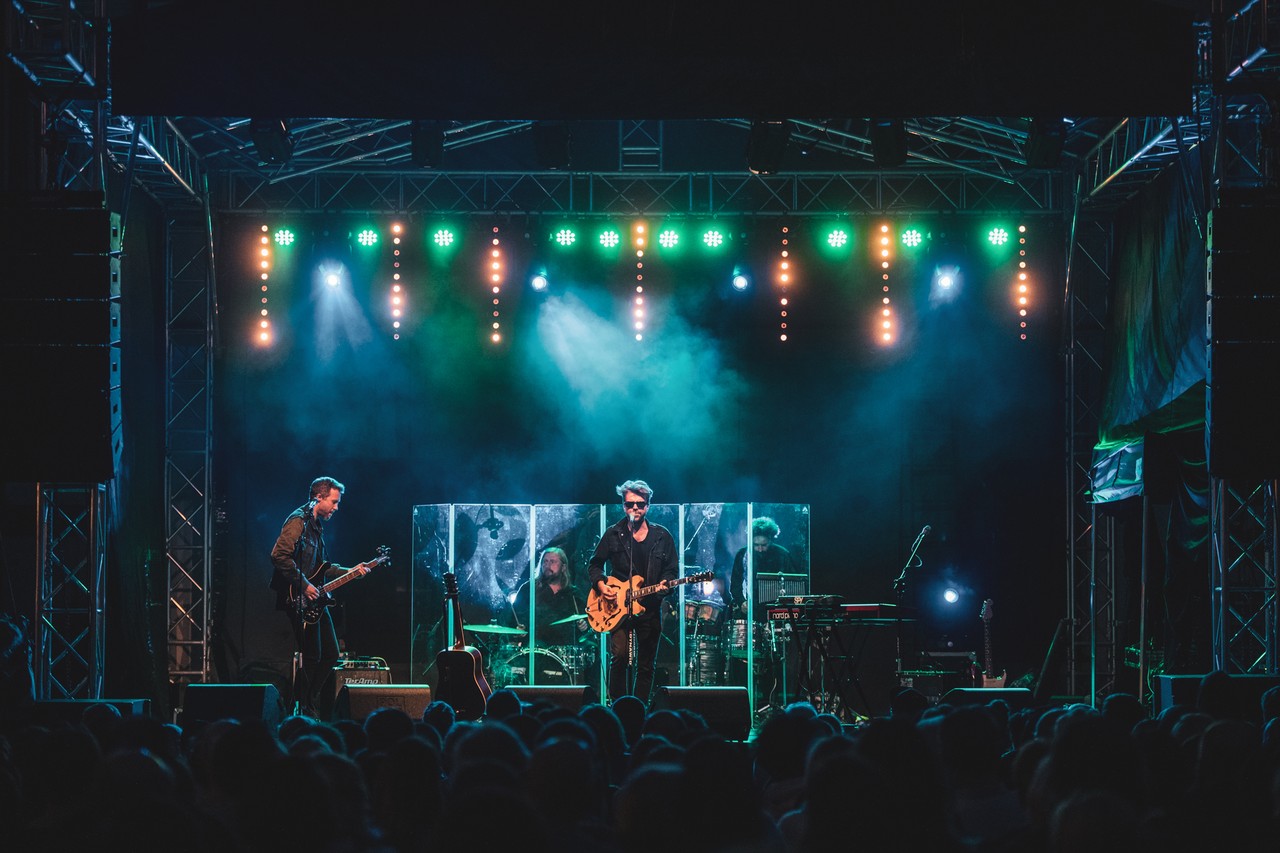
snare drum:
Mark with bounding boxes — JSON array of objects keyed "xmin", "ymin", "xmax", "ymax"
[
  {"xmin": 684, "ymin": 599, "xmax": 727, "ymax": 636},
  {"xmin": 727, "ymin": 619, "xmax": 764, "ymax": 658}
]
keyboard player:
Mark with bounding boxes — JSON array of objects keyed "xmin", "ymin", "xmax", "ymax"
[{"xmin": 728, "ymin": 516, "xmax": 798, "ymax": 617}]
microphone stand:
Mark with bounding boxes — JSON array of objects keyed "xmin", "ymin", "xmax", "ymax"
[{"xmin": 892, "ymin": 526, "xmax": 928, "ymax": 689}]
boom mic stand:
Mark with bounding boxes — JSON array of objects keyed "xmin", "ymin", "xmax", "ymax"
[{"xmin": 892, "ymin": 525, "xmax": 929, "ymax": 689}]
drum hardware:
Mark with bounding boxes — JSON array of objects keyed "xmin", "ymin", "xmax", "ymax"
[
  {"xmin": 549, "ymin": 612, "xmax": 589, "ymax": 626},
  {"xmin": 463, "ymin": 623, "xmax": 528, "ymax": 636}
]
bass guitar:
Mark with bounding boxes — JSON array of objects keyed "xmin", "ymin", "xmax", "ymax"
[
  {"xmin": 293, "ymin": 546, "xmax": 390, "ymax": 624},
  {"xmin": 434, "ymin": 571, "xmax": 492, "ymax": 720},
  {"xmin": 978, "ymin": 598, "xmax": 1007, "ymax": 688},
  {"xmin": 586, "ymin": 571, "xmax": 714, "ymax": 633}
]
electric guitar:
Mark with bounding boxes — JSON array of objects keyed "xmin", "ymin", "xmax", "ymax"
[
  {"xmin": 433, "ymin": 571, "xmax": 492, "ymax": 721},
  {"xmin": 586, "ymin": 571, "xmax": 714, "ymax": 633},
  {"xmin": 293, "ymin": 546, "xmax": 390, "ymax": 624},
  {"xmin": 979, "ymin": 598, "xmax": 1007, "ymax": 688}
]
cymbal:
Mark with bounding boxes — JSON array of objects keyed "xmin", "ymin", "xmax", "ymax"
[
  {"xmin": 463, "ymin": 623, "xmax": 527, "ymax": 635},
  {"xmin": 550, "ymin": 612, "xmax": 588, "ymax": 626}
]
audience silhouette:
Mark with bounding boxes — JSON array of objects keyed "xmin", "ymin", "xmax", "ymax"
[{"xmin": 2, "ymin": 672, "xmax": 1279, "ymax": 852}]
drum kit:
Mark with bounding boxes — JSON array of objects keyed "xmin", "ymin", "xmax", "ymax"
[
  {"xmin": 464, "ymin": 615, "xmax": 598, "ymax": 687},
  {"xmin": 682, "ymin": 600, "xmax": 779, "ymax": 686}
]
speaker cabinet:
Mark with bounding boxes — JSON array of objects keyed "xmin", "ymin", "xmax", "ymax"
[
  {"xmin": 180, "ymin": 683, "xmax": 283, "ymax": 729},
  {"xmin": 510, "ymin": 685, "xmax": 596, "ymax": 712},
  {"xmin": 653, "ymin": 686, "xmax": 752, "ymax": 740},
  {"xmin": 33, "ymin": 698, "xmax": 151, "ymax": 725},
  {"xmin": 940, "ymin": 687, "xmax": 1034, "ymax": 710},
  {"xmin": 1155, "ymin": 673, "xmax": 1280, "ymax": 722},
  {"xmin": 335, "ymin": 684, "xmax": 433, "ymax": 721}
]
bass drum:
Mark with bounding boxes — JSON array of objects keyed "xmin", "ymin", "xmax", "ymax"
[{"xmin": 498, "ymin": 648, "xmax": 574, "ymax": 686}]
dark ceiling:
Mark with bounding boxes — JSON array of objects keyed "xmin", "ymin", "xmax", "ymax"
[{"xmin": 111, "ymin": 1, "xmax": 1196, "ymax": 120}]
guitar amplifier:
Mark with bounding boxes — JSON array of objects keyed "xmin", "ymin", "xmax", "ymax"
[{"xmin": 331, "ymin": 660, "xmax": 391, "ymax": 705}]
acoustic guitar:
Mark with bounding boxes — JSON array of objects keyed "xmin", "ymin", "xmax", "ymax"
[
  {"xmin": 434, "ymin": 571, "xmax": 492, "ymax": 720},
  {"xmin": 979, "ymin": 598, "xmax": 1007, "ymax": 688},
  {"xmin": 292, "ymin": 546, "xmax": 390, "ymax": 624},
  {"xmin": 586, "ymin": 571, "xmax": 714, "ymax": 633}
]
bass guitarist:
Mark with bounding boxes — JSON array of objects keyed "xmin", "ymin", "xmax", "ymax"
[
  {"xmin": 270, "ymin": 476, "xmax": 371, "ymax": 718},
  {"xmin": 587, "ymin": 478, "xmax": 676, "ymax": 706}
]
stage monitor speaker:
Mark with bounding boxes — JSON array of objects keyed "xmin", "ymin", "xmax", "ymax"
[
  {"xmin": 1155, "ymin": 673, "xmax": 1280, "ymax": 722},
  {"xmin": 33, "ymin": 698, "xmax": 151, "ymax": 725},
  {"xmin": 653, "ymin": 686, "xmax": 751, "ymax": 741},
  {"xmin": 336, "ymin": 684, "xmax": 433, "ymax": 721},
  {"xmin": 512, "ymin": 685, "xmax": 596, "ymax": 712},
  {"xmin": 180, "ymin": 683, "xmax": 283, "ymax": 729},
  {"xmin": 940, "ymin": 687, "xmax": 1034, "ymax": 710}
]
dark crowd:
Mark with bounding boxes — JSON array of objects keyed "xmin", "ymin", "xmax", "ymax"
[{"xmin": 2, "ymin": 671, "xmax": 1279, "ymax": 853}]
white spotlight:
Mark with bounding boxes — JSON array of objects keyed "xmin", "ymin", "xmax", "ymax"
[
  {"xmin": 531, "ymin": 272, "xmax": 549, "ymax": 291},
  {"xmin": 732, "ymin": 273, "xmax": 750, "ymax": 291},
  {"xmin": 942, "ymin": 587, "xmax": 960, "ymax": 604}
]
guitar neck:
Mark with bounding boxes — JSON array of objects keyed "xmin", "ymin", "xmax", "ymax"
[
  {"xmin": 629, "ymin": 574, "xmax": 704, "ymax": 601},
  {"xmin": 319, "ymin": 559, "xmax": 377, "ymax": 595}
]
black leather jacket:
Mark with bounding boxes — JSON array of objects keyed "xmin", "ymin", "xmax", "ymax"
[{"xmin": 269, "ymin": 504, "xmax": 328, "ymax": 610}]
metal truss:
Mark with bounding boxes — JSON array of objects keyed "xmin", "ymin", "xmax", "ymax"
[
  {"xmin": 165, "ymin": 215, "xmax": 215, "ymax": 689},
  {"xmin": 1206, "ymin": 2, "xmax": 1280, "ymax": 675},
  {"xmin": 34, "ymin": 484, "xmax": 107, "ymax": 700},
  {"xmin": 1064, "ymin": 208, "xmax": 1120, "ymax": 702},
  {"xmin": 219, "ymin": 168, "xmax": 1061, "ymax": 217},
  {"xmin": 1211, "ymin": 481, "xmax": 1278, "ymax": 672}
]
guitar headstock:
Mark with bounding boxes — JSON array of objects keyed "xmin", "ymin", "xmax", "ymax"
[
  {"xmin": 443, "ymin": 571, "xmax": 459, "ymax": 597},
  {"xmin": 980, "ymin": 598, "xmax": 994, "ymax": 621},
  {"xmin": 690, "ymin": 570, "xmax": 714, "ymax": 584},
  {"xmin": 374, "ymin": 545, "xmax": 391, "ymax": 566}
]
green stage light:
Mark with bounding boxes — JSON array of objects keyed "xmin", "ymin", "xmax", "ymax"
[
  {"xmin": 901, "ymin": 228, "xmax": 924, "ymax": 248},
  {"xmin": 553, "ymin": 227, "xmax": 577, "ymax": 247},
  {"xmin": 273, "ymin": 228, "xmax": 295, "ymax": 247},
  {"xmin": 599, "ymin": 228, "xmax": 622, "ymax": 249},
  {"xmin": 815, "ymin": 222, "xmax": 854, "ymax": 259},
  {"xmin": 431, "ymin": 227, "xmax": 456, "ymax": 248},
  {"xmin": 702, "ymin": 228, "xmax": 726, "ymax": 249},
  {"xmin": 356, "ymin": 228, "xmax": 379, "ymax": 247},
  {"xmin": 980, "ymin": 220, "xmax": 1017, "ymax": 256},
  {"xmin": 658, "ymin": 228, "xmax": 680, "ymax": 249}
]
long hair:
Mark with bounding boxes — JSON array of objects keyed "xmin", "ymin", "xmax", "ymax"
[{"xmin": 536, "ymin": 546, "xmax": 572, "ymax": 590}]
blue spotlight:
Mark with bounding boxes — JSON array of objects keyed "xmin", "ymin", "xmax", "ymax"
[
  {"xmin": 732, "ymin": 270, "xmax": 750, "ymax": 291},
  {"xmin": 930, "ymin": 264, "xmax": 963, "ymax": 304},
  {"xmin": 530, "ymin": 272, "xmax": 549, "ymax": 291},
  {"xmin": 942, "ymin": 587, "xmax": 960, "ymax": 605}
]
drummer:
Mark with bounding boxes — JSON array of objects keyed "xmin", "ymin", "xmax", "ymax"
[
  {"xmin": 728, "ymin": 516, "xmax": 798, "ymax": 617},
  {"xmin": 510, "ymin": 546, "xmax": 589, "ymax": 646}
]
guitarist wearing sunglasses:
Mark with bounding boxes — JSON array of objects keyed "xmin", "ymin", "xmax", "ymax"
[
  {"xmin": 587, "ymin": 479, "xmax": 677, "ymax": 706},
  {"xmin": 269, "ymin": 476, "xmax": 373, "ymax": 719}
]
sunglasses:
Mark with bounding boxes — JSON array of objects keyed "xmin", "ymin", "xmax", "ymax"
[{"xmin": 624, "ymin": 500, "xmax": 648, "ymax": 509}]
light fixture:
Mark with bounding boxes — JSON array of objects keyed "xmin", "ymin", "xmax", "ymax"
[
  {"xmin": 868, "ymin": 118, "xmax": 907, "ymax": 168},
  {"xmin": 411, "ymin": 120, "xmax": 445, "ymax": 168},
  {"xmin": 1025, "ymin": 117, "xmax": 1065, "ymax": 169},
  {"xmin": 249, "ymin": 118, "xmax": 294, "ymax": 165},
  {"xmin": 746, "ymin": 120, "xmax": 791, "ymax": 175}
]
